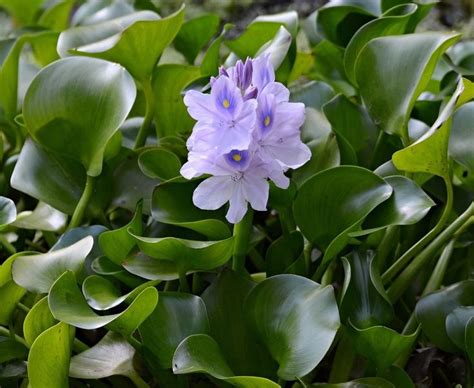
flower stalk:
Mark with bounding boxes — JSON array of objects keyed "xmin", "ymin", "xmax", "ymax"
[{"xmin": 232, "ymin": 208, "xmax": 253, "ymax": 273}]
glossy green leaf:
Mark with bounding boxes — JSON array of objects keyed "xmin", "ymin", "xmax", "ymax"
[
  {"xmin": 0, "ymin": 337, "xmax": 28, "ymax": 363},
  {"xmin": 23, "ymin": 57, "xmax": 136, "ymax": 176},
  {"xmin": 152, "ymin": 64, "xmax": 202, "ymax": 137},
  {"xmin": 360, "ymin": 176, "xmax": 435, "ymax": 233},
  {"xmin": 446, "ymin": 306, "xmax": 474, "ymax": 352},
  {"xmin": 38, "ymin": 0, "xmax": 74, "ymax": 32},
  {"xmin": 138, "ymin": 147, "xmax": 181, "ymax": 180},
  {"xmin": 12, "ymin": 202, "xmax": 67, "ymax": 232},
  {"xmin": 140, "ymin": 292, "xmax": 210, "ymax": 369},
  {"xmin": 130, "ymin": 232, "xmax": 234, "ymax": 275},
  {"xmin": 344, "ymin": 4, "xmax": 417, "ymax": 85},
  {"xmin": 293, "ymin": 166, "xmax": 392, "ymax": 262},
  {"xmin": 122, "ymin": 251, "xmax": 180, "ymax": 281},
  {"xmin": 174, "ymin": 13, "xmax": 220, "ymax": 63},
  {"xmin": 316, "ymin": 2, "xmax": 377, "ymax": 47},
  {"xmin": 173, "ymin": 334, "xmax": 279, "ymax": 388},
  {"xmin": 61, "ymin": 7, "xmax": 184, "ymax": 81},
  {"xmin": 0, "ymin": 0, "xmax": 44, "ymax": 25},
  {"xmin": 266, "ymin": 231, "xmax": 305, "ymax": 277},
  {"xmin": 82, "ymin": 275, "xmax": 127, "ymax": 310},
  {"xmin": 356, "ymin": 32, "xmax": 460, "ymax": 138},
  {"xmin": 349, "ymin": 323, "xmax": 418, "ymax": 371},
  {"xmin": 151, "ymin": 179, "xmax": 230, "ymax": 240},
  {"xmin": 0, "ymin": 196, "xmax": 15, "ymax": 226},
  {"xmin": 12, "ymin": 236, "xmax": 93, "ymax": 293},
  {"xmin": 49, "ymin": 271, "xmax": 158, "ymax": 336},
  {"xmin": 310, "ymin": 377, "xmax": 394, "ymax": 387},
  {"xmin": 340, "ymin": 251, "xmax": 393, "ymax": 328},
  {"xmin": 323, "ymin": 94, "xmax": 377, "ymax": 167},
  {"xmin": 99, "ymin": 201, "xmax": 142, "ymax": 265},
  {"xmin": 69, "ymin": 332, "xmax": 141, "ymax": 382},
  {"xmin": 202, "ymin": 270, "xmax": 276, "ymax": 377},
  {"xmin": 0, "ymin": 254, "xmax": 28, "ymax": 325},
  {"xmin": 72, "ymin": 0, "xmax": 134, "ymax": 26},
  {"xmin": 393, "ymin": 77, "xmax": 474, "ymax": 177},
  {"xmin": 449, "ymin": 101, "xmax": 474, "ymax": 177},
  {"xmin": 245, "ymin": 275, "xmax": 340, "ymax": 380},
  {"xmin": 256, "ymin": 26, "xmax": 292, "ymax": 71},
  {"xmin": 23, "ymin": 297, "xmax": 56, "ymax": 347},
  {"xmin": 28, "ymin": 322, "xmax": 72, "ymax": 388},
  {"xmin": 415, "ymin": 280, "xmax": 474, "ymax": 353}
]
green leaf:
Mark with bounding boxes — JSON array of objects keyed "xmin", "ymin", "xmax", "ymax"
[
  {"xmin": 293, "ymin": 166, "xmax": 392, "ymax": 262},
  {"xmin": 0, "ymin": 254, "xmax": 28, "ymax": 325},
  {"xmin": 323, "ymin": 94, "xmax": 378, "ymax": 167},
  {"xmin": 130, "ymin": 232, "xmax": 234, "ymax": 275},
  {"xmin": 202, "ymin": 270, "xmax": 276, "ymax": 377},
  {"xmin": 12, "ymin": 236, "xmax": 94, "ymax": 293},
  {"xmin": 310, "ymin": 377, "xmax": 395, "ymax": 387},
  {"xmin": 0, "ymin": 0, "xmax": 44, "ymax": 25},
  {"xmin": 61, "ymin": 7, "xmax": 184, "ymax": 81},
  {"xmin": 122, "ymin": 251, "xmax": 181, "ymax": 281},
  {"xmin": 174, "ymin": 13, "xmax": 220, "ymax": 63},
  {"xmin": 38, "ymin": 0, "xmax": 74, "ymax": 32},
  {"xmin": 70, "ymin": 332, "xmax": 140, "ymax": 382},
  {"xmin": 140, "ymin": 292, "xmax": 210, "ymax": 369},
  {"xmin": 23, "ymin": 296, "xmax": 57, "ymax": 347},
  {"xmin": 0, "ymin": 337, "xmax": 28, "ymax": 363},
  {"xmin": 23, "ymin": 57, "xmax": 136, "ymax": 176},
  {"xmin": 449, "ymin": 101, "xmax": 474, "ymax": 177},
  {"xmin": 245, "ymin": 274, "xmax": 340, "ymax": 380},
  {"xmin": 0, "ymin": 196, "xmax": 15, "ymax": 226},
  {"xmin": 256, "ymin": 26, "xmax": 292, "ymax": 71},
  {"xmin": 12, "ymin": 202, "xmax": 67, "ymax": 232},
  {"xmin": 356, "ymin": 32, "xmax": 460, "ymax": 138},
  {"xmin": 49, "ymin": 271, "xmax": 158, "ymax": 336},
  {"xmin": 82, "ymin": 275, "xmax": 128, "ymax": 310},
  {"xmin": 266, "ymin": 231, "xmax": 305, "ymax": 277},
  {"xmin": 71, "ymin": 0, "xmax": 134, "ymax": 26},
  {"xmin": 415, "ymin": 280, "xmax": 474, "ymax": 353},
  {"xmin": 393, "ymin": 77, "xmax": 474, "ymax": 177},
  {"xmin": 151, "ymin": 179, "xmax": 231, "ymax": 240},
  {"xmin": 99, "ymin": 201, "xmax": 143, "ymax": 265},
  {"xmin": 344, "ymin": 4, "xmax": 417, "ymax": 85},
  {"xmin": 340, "ymin": 251, "xmax": 393, "ymax": 328},
  {"xmin": 446, "ymin": 306, "xmax": 474, "ymax": 352},
  {"xmin": 138, "ymin": 147, "xmax": 181, "ymax": 180},
  {"xmin": 359, "ymin": 176, "xmax": 435, "ymax": 234},
  {"xmin": 173, "ymin": 334, "xmax": 280, "ymax": 388},
  {"xmin": 152, "ymin": 64, "xmax": 203, "ymax": 137},
  {"xmin": 316, "ymin": 2, "xmax": 377, "ymax": 47},
  {"xmin": 28, "ymin": 322, "xmax": 72, "ymax": 388},
  {"xmin": 349, "ymin": 323, "xmax": 418, "ymax": 371}
]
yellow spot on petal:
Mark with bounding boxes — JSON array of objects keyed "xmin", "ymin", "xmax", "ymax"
[
  {"xmin": 233, "ymin": 154, "xmax": 242, "ymax": 162},
  {"xmin": 264, "ymin": 116, "xmax": 271, "ymax": 126},
  {"xmin": 223, "ymin": 99, "xmax": 230, "ymax": 108}
]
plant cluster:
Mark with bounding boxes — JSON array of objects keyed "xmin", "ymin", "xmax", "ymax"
[{"xmin": 0, "ymin": 0, "xmax": 474, "ymax": 387}]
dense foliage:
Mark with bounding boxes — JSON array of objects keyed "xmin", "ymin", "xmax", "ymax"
[{"xmin": 1, "ymin": 0, "xmax": 474, "ymax": 386}]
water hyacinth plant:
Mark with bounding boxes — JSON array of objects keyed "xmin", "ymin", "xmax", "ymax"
[{"xmin": 1, "ymin": 0, "xmax": 474, "ymax": 387}]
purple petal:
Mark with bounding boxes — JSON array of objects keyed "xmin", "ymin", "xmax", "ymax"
[
  {"xmin": 193, "ymin": 176, "xmax": 234, "ymax": 210},
  {"xmin": 226, "ymin": 184, "xmax": 248, "ymax": 223}
]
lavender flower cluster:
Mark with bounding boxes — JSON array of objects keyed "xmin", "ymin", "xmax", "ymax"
[{"xmin": 180, "ymin": 55, "xmax": 311, "ymax": 224}]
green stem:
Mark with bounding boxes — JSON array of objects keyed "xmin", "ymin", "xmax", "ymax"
[
  {"xmin": 279, "ymin": 207, "xmax": 295, "ymax": 238},
  {"xmin": 328, "ymin": 332, "xmax": 356, "ymax": 383},
  {"xmin": 134, "ymin": 79, "xmax": 155, "ymax": 149},
  {"xmin": 382, "ymin": 175, "xmax": 453, "ymax": 284},
  {"xmin": 387, "ymin": 203, "xmax": 474, "ymax": 303},
  {"xmin": 232, "ymin": 209, "xmax": 253, "ymax": 273},
  {"xmin": 0, "ymin": 234, "xmax": 16, "ymax": 254},
  {"xmin": 178, "ymin": 271, "xmax": 189, "ymax": 293},
  {"xmin": 128, "ymin": 371, "xmax": 149, "ymax": 388},
  {"xmin": 0, "ymin": 326, "xmax": 28, "ymax": 347},
  {"xmin": 249, "ymin": 248, "xmax": 265, "ymax": 271},
  {"xmin": 68, "ymin": 175, "xmax": 95, "ymax": 230},
  {"xmin": 374, "ymin": 225, "xmax": 399, "ymax": 271}
]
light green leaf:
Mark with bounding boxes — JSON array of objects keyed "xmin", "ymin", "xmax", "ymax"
[
  {"xmin": 23, "ymin": 57, "xmax": 136, "ymax": 176},
  {"xmin": 0, "ymin": 196, "xmax": 15, "ymax": 226},
  {"xmin": 12, "ymin": 236, "xmax": 93, "ymax": 293},
  {"xmin": 12, "ymin": 202, "xmax": 67, "ymax": 232},
  {"xmin": 245, "ymin": 274, "xmax": 340, "ymax": 380},
  {"xmin": 138, "ymin": 147, "xmax": 181, "ymax": 180},
  {"xmin": 23, "ymin": 297, "xmax": 56, "ymax": 347}
]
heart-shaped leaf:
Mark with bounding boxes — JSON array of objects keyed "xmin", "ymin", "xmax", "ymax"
[
  {"xmin": 48, "ymin": 271, "xmax": 158, "ymax": 336},
  {"xmin": 23, "ymin": 57, "xmax": 136, "ymax": 176},
  {"xmin": 151, "ymin": 179, "xmax": 231, "ymax": 240},
  {"xmin": 69, "ymin": 332, "xmax": 141, "ymax": 383},
  {"xmin": 0, "ymin": 196, "xmax": 15, "ymax": 226},
  {"xmin": 356, "ymin": 32, "xmax": 459, "ymax": 139},
  {"xmin": 130, "ymin": 232, "xmax": 234, "ymax": 275},
  {"xmin": 60, "ymin": 7, "xmax": 184, "ymax": 81},
  {"xmin": 140, "ymin": 292, "xmax": 210, "ymax": 369},
  {"xmin": 28, "ymin": 322, "xmax": 72, "ymax": 388},
  {"xmin": 446, "ymin": 306, "xmax": 474, "ymax": 352},
  {"xmin": 415, "ymin": 280, "xmax": 474, "ymax": 353},
  {"xmin": 245, "ymin": 274, "xmax": 340, "ymax": 380},
  {"xmin": 344, "ymin": 4, "xmax": 417, "ymax": 85},
  {"xmin": 172, "ymin": 334, "xmax": 279, "ymax": 387},
  {"xmin": 23, "ymin": 297, "xmax": 57, "ymax": 347},
  {"xmin": 12, "ymin": 236, "xmax": 94, "ymax": 293},
  {"xmin": 293, "ymin": 166, "xmax": 392, "ymax": 262},
  {"xmin": 340, "ymin": 251, "xmax": 393, "ymax": 328},
  {"xmin": 122, "ymin": 251, "xmax": 180, "ymax": 281},
  {"xmin": 138, "ymin": 147, "xmax": 182, "ymax": 180}
]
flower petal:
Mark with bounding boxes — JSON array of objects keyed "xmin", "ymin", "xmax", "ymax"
[
  {"xmin": 183, "ymin": 90, "xmax": 215, "ymax": 122},
  {"xmin": 193, "ymin": 176, "xmax": 234, "ymax": 210},
  {"xmin": 242, "ymin": 174, "xmax": 269, "ymax": 211},
  {"xmin": 226, "ymin": 184, "xmax": 248, "ymax": 223}
]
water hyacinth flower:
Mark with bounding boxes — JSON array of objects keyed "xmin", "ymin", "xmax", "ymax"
[{"xmin": 181, "ymin": 55, "xmax": 310, "ymax": 223}]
